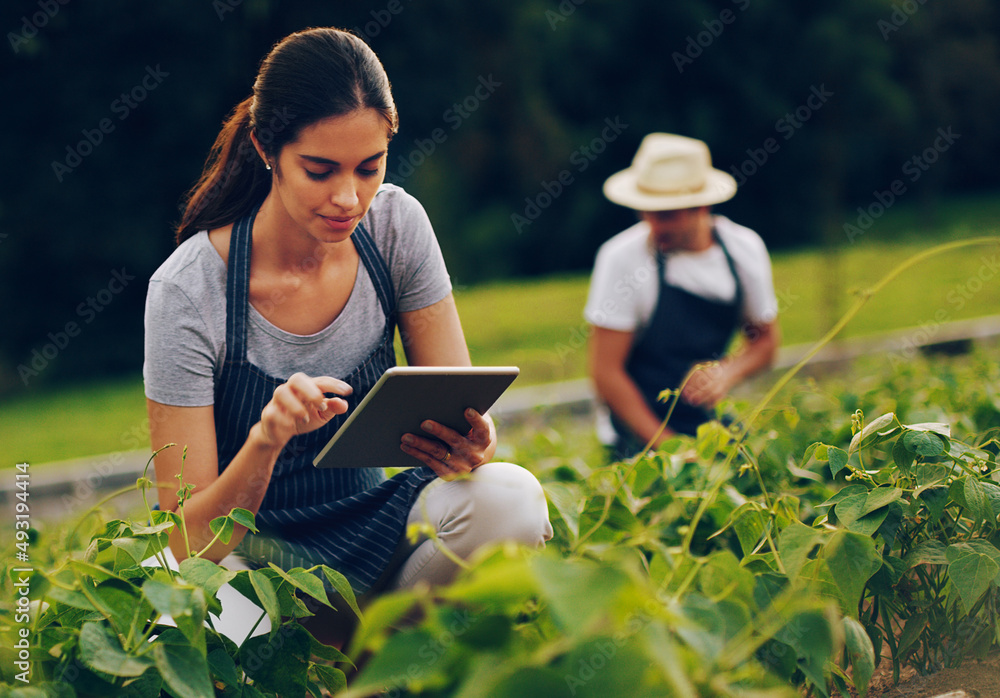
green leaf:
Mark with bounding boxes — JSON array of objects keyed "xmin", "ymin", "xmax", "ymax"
[
  {"xmin": 208, "ymin": 515, "xmax": 235, "ymax": 546},
  {"xmin": 903, "ymin": 430, "xmax": 946, "ymax": 457},
  {"xmin": 530, "ymin": 553, "xmax": 631, "ymax": 637},
  {"xmin": 849, "ymin": 413, "xmax": 901, "ymax": 453},
  {"xmin": 778, "ymin": 521, "xmax": 825, "ymax": 580},
  {"xmin": 891, "ymin": 437, "xmax": 915, "ymax": 472},
  {"xmin": 249, "ymin": 569, "xmax": 282, "ymax": 638},
  {"xmin": 207, "ymin": 647, "xmax": 240, "ymax": 688},
  {"xmin": 897, "ymin": 613, "xmax": 927, "ymax": 657},
  {"xmin": 87, "ymin": 579, "xmax": 143, "ymax": 638},
  {"xmin": 44, "ymin": 584, "xmax": 97, "ymax": 611},
  {"xmin": 917, "ymin": 486, "xmax": 950, "ymax": 522},
  {"xmin": 110, "ymin": 538, "xmax": 150, "ymax": 567},
  {"xmin": 268, "ymin": 564, "xmax": 332, "ymax": 609},
  {"xmin": 730, "ymin": 503, "xmax": 766, "ymax": 557},
  {"xmin": 828, "ymin": 447, "xmax": 849, "ymax": 478},
  {"xmin": 320, "ymin": 566, "xmax": 362, "ymax": 620},
  {"xmin": 861, "ymin": 487, "xmax": 903, "ymax": 516},
  {"xmin": 348, "ymin": 590, "xmax": 419, "ymax": 656},
  {"xmin": 78, "ymin": 622, "xmax": 154, "ymax": 678},
  {"xmin": 946, "ymin": 543, "xmax": 1000, "ymax": 614},
  {"xmin": 905, "ymin": 539, "xmax": 948, "ymax": 567},
  {"xmin": 177, "ymin": 557, "xmax": 237, "ymax": 601},
  {"xmin": 963, "ymin": 477, "xmax": 989, "ymax": 524},
  {"xmin": 842, "ymin": 616, "xmax": 876, "ymax": 696},
  {"xmin": 228, "ymin": 507, "xmax": 259, "ymax": 533},
  {"xmin": 240, "ymin": 624, "xmax": 311, "ymax": 698},
  {"xmin": 314, "ymin": 665, "xmax": 347, "ymax": 694},
  {"xmin": 982, "ymin": 481, "xmax": 1000, "ymax": 518},
  {"xmin": 542, "ymin": 481, "xmax": 582, "ymax": 540},
  {"xmin": 152, "ymin": 638, "xmax": 215, "ymax": 698},
  {"xmin": 823, "ymin": 531, "xmax": 883, "ymax": 618},
  {"xmin": 142, "ymin": 578, "xmax": 207, "ymax": 652}
]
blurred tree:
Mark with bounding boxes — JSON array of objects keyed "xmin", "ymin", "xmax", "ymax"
[{"xmin": 0, "ymin": 0, "xmax": 997, "ymax": 394}]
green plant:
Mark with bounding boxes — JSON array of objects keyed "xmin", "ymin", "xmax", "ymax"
[{"xmin": 0, "ymin": 447, "xmax": 359, "ymax": 697}]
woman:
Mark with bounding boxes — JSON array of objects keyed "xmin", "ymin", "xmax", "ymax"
[{"xmin": 143, "ymin": 27, "xmax": 552, "ymax": 606}]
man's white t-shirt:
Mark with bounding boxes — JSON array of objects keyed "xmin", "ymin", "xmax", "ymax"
[
  {"xmin": 584, "ymin": 215, "xmax": 778, "ymax": 334},
  {"xmin": 583, "ymin": 215, "xmax": 778, "ymax": 445}
]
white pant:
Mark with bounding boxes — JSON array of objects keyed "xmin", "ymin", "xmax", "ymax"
[{"xmin": 388, "ymin": 461, "xmax": 554, "ymax": 590}]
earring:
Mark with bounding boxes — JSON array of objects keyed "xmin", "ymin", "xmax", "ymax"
[{"xmin": 264, "ymin": 162, "xmax": 272, "ymax": 170}]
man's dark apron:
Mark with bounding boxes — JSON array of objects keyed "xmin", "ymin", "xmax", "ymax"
[
  {"xmin": 213, "ymin": 206, "xmax": 436, "ymax": 594},
  {"xmin": 611, "ymin": 229, "xmax": 743, "ymax": 456}
]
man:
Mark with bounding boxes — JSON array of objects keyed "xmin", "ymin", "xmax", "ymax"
[{"xmin": 585, "ymin": 133, "xmax": 780, "ymax": 457}]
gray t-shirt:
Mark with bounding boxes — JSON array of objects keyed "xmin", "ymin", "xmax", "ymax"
[{"xmin": 143, "ymin": 184, "xmax": 452, "ymax": 407}]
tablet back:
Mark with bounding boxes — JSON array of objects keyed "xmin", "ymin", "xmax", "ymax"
[{"xmin": 312, "ymin": 366, "xmax": 519, "ymax": 469}]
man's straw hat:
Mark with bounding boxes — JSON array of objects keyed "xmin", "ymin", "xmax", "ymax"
[{"xmin": 603, "ymin": 133, "xmax": 737, "ymax": 211}]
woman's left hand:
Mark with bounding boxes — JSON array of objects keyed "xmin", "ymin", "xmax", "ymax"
[{"xmin": 400, "ymin": 408, "xmax": 495, "ymax": 479}]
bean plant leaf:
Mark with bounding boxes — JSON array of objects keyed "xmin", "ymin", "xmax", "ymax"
[
  {"xmin": 177, "ymin": 557, "xmax": 237, "ymax": 599},
  {"xmin": 891, "ymin": 437, "xmax": 915, "ymax": 473},
  {"xmin": 208, "ymin": 515, "xmax": 235, "ymax": 546},
  {"xmin": 834, "ymin": 493, "xmax": 889, "ymax": 536},
  {"xmin": 543, "ymin": 481, "xmax": 582, "ymax": 540},
  {"xmin": 207, "ymin": 647, "xmax": 240, "ymax": 688},
  {"xmin": 530, "ymin": 553, "xmax": 632, "ymax": 637},
  {"xmin": 896, "ymin": 613, "xmax": 927, "ymax": 658},
  {"xmin": 730, "ymin": 503, "xmax": 766, "ymax": 557},
  {"xmin": 962, "ymin": 477, "xmax": 989, "ymax": 524},
  {"xmin": 842, "ymin": 616, "xmax": 876, "ymax": 696},
  {"xmin": 78, "ymin": 621, "xmax": 154, "ymax": 678},
  {"xmin": 240, "ymin": 624, "xmax": 311, "ymax": 698},
  {"xmin": 905, "ymin": 540, "xmax": 948, "ymax": 567},
  {"xmin": 777, "ymin": 521, "xmax": 824, "ymax": 581},
  {"xmin": 945, "ymin": 543, "xmax": 1000, "ymax": 614},
  {"xmin": 228, "ymin": 507, "xmax": 259, "ymax": 533},
  {"xmin": 320, "ymin": 566, "xmax": 363, "ymax": 620},
  {"xmin": 86, "ymin": 579, "xmax": 143, "ymax": 638},
  {"xmin": 248, "ymin": 569, "xmax": 282, "ymax": 639},
  {"xmin": 142, "ymin": 578, "xmax": 207, "ymax": 652},
  {"xmin": 823, "ymin": 531, "xmax": 882, "ymax": 618},
  {"xmin": 982, "ymin": 482, "xmax": 1000, "ymax": 518},
  {"xmin": 110, "ymin": 537, "xmax": 150, "ymax": 567},
  {"xmin": 849, "ymin": 412, "xmax": 901, "ymax": 453},
  {"xmin": 314, "ymin": 665, "xmax": 347, "ymax": 694},
  {"xmin": 267, "ymin": 564, "xmax": 332, "ymax": 609},
  {"xmin": 152, "ymin": 638, "xmax": 215, "ymax": 698},
  {"xmin": 902, "ymin": 430, "xmax": 946, "ymax": 457},
  {"xmin": 828, "ymin": 447, "xmax": 849, "ymax": 479},
  {"xmin": 917, "ymin": 486, "xmax": 950, "ymax": 523}
]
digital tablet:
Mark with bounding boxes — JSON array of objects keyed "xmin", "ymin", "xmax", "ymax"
[{"xmin": 312, "ymin": 366, "xmax": 520, "ymax": 469}]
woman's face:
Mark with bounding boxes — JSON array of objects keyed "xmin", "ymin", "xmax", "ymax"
[{"xmin": 268, "ymin": 108, "xmax": 390, "ymax": 244}]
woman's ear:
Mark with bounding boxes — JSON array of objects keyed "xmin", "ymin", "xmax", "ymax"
[{"xmin": 249, "ymin": 130, "xmax": 271, "ymax": 169}]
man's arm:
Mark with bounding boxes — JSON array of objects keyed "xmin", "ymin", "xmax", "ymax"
[
  {"xmin": 589, "ymin": 325, "xmax": 677, "ymax": 447},
  {"xmin": 680, "ymin": 320, "xmax": 780, "ymax": 408}
]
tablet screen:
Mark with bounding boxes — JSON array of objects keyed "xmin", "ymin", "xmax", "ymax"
[{"xmin": 312, "ymin": 366, "xmax": 519, "ymax": 469}]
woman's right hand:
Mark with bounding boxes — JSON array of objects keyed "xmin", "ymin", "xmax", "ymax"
[{"xmin": 257, "ymin": 373, "xmax": 352, "ymax": 448}]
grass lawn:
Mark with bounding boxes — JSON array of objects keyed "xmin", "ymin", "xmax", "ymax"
[{"xmin": 4, "ymin": 191, "xmax": 999, "ymax": 465}]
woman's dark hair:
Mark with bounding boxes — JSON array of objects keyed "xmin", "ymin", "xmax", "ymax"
[{"xmin": 175, "ymin": 27, "xmax": 398, "ymax": 244}]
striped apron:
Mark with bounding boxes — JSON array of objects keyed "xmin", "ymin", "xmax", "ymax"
[{"xmin": 214, "ymin": 206, "xmax": 436, "ymax": 594}]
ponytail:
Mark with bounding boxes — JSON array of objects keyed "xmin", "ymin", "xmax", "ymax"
[{"xmin": 175, "ymin": 97, "xmax": 271, "ymax": 244}]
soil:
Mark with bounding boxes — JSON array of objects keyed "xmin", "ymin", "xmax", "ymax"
[{"xmin": 858, "ymin": 652, "xmax": 1000, "ymax": 697}]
